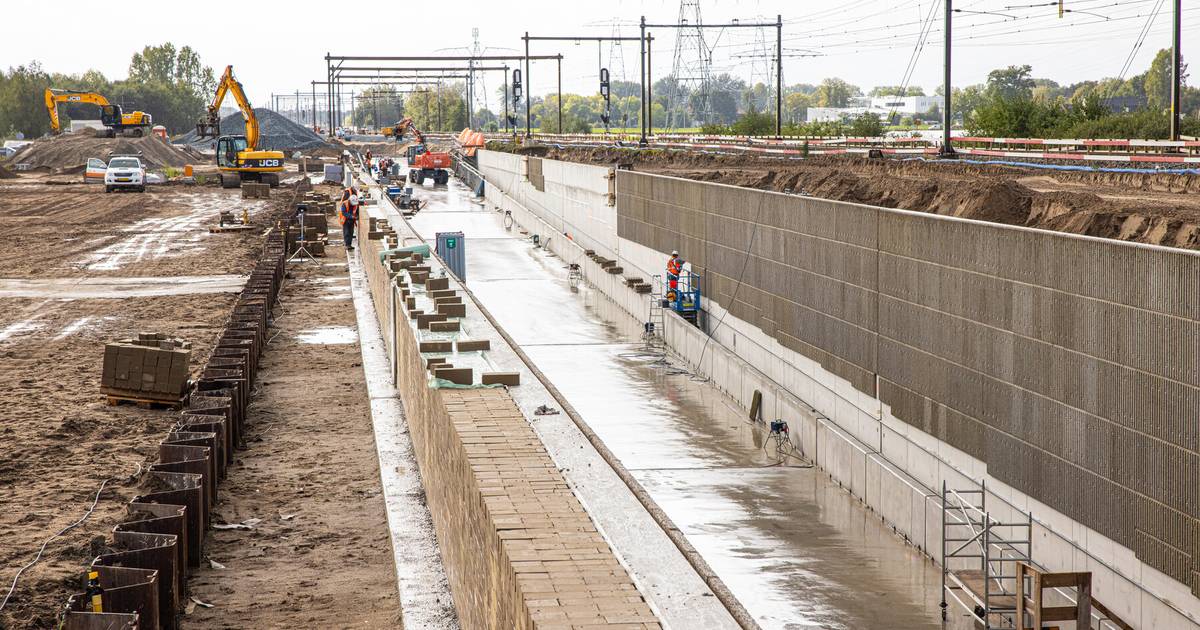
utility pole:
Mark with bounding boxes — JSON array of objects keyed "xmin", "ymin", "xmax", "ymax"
[
  {"xmin": 1171, "ymin": 0, "xmax": 1183, "ymax": 141},
  {"xmin": 648, "ymin": 34, "xmax": 653, "ymax": 136},
  {"xmin": 504, "ymin": 67, "xmax": 510, "ymax": 133},
  {"xmin": 557, "ymin": 58, "xmax": 562, "ymax": 133},
  {"xmin": 525, "ymin": 32, "xmax": 532, "ymax": 137},
  {"xmin": 776, "ymin": 14, "xmax": 783, "ymax": 137},
  {"xmin": 640, "ymin": 17, "xmax": 647, "ymax": 144},
  {"xmin": 940, "ymin": 0, "xmax": 955, "ymax": 156}
]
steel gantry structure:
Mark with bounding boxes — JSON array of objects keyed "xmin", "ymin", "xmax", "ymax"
[
  {"xmin": 640, "ymin": 15, "xmax": 783, "ymax": 138},
  {"xmin": 520, "ymin": 34, "xmax": 650, "ymax": 140},
  {"xmin": 324, "ymin": 55, "xmax": 562, "ymax": 136}
]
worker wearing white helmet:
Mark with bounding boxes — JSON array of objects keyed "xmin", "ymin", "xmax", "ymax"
[{"xmin": 666, "ymin": 250, "xmax": 683, "ymax": 296}]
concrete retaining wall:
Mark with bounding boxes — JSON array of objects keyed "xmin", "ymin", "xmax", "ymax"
[
  {"xmin": 477, "ymin": 149, "xmax": 1200, "ymax": 629},
  {"xmin": 357, "ymin": 200, "xmax": 661, "ymax": 630}
]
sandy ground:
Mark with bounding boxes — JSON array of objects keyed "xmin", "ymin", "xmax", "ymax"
[
  {"xmin": 522, "ymin": 146, "xmax": 1200, "ymax": 249},
  {"xmin": 0, "ymin": 178, "xmax": 270, "ymax": 278},
  {"xmin": 0, "ymin": 175, "xmax": 284, "ymax": 629},
  {"xmin": 181, "ymin": 258, "xmax": 401, "ymax": 629}
]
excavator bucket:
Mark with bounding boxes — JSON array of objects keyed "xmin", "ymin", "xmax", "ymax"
[{"xmin": 195, "ymin": 114, "xmax": 220, "ymax": 139}]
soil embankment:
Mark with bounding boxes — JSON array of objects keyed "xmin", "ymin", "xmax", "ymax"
[{"xmin": 518, "ymin": 145, "xmax": 1200, "ymax": 249}]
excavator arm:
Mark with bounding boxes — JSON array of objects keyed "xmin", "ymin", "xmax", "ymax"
[
  {"xmin": 197, "ymin": 65, "xmax": 262, "ymax": 150},
  {"xmin": 44, "ymin": 89, "xmax": 111, "ymax": 134},
  {"xmin": 393, "ymin": 118, "xmax": 426, "ymax": 145}
]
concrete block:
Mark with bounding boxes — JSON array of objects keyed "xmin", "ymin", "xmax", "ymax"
[
  {"xmin": 426, "ymin": 277, "xmax": 450, "ymax": 291},
  {"xmin": 429, "ymin": 289, "xmax": 457, "ymax": 299},
  {"xmin": 420, "ymin": 340, "xmax": 453, "ymax": 353},
  {"xmin": 433, "ymin": 367, "xmax": 472, "ymax": 385},
  {"xmin": 438, "ymin": 303, "xmax": 467, "ymax": 317},
  {"xmin": 417, "ymin": 313, "xmax": 449, "ymax": 329},
  {"xmin": 430, "ymin": 321, "xmax": 461, "ymax": 333},
  {"xmin": 482, "ymin": 372, "xmax": 520, "ymax": 386},
  {"xmin": 457, "ymin": 340, "xmax": 491, "ymax": 352}
]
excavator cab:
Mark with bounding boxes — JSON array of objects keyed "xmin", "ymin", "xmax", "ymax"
[
  {"xmin": 99, "ymin": 105, "xmax": 123, "ymax": 128},
  {"xmin": 216, "ymin": 136, "xmax": 248, "ymax": 168}
]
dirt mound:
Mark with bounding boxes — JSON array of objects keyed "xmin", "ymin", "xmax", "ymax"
[
  {"xmin": 175, "ymin": 108, "xmax": 328, "ymax": 152},
  {"xmin": 11, "ymin": 134, "xmax": 203, "ymax": 171},
  {"xmin": 0, "ymin": 163, "xmax": 17, "ymax": 179}
]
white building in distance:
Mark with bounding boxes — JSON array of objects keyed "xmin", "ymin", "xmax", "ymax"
[{"xmin": 808, "ymin": 95, "xmax": 939, "ymax": 122}]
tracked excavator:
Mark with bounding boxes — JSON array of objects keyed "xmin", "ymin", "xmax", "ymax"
[
  {"xmin": 196, "ymin": 65, "xmax": 285, "ymax": 188},
  {"xmin": 391, "ymin": 117, "xmax": 451, "ymax": 185},
  {"xmin": 44, "ymin": 89, "xmax": 153, "ymax": 137}
]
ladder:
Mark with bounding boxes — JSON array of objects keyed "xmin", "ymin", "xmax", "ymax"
[
  {"xmin": 941, "ymin": 480, "xmax": 1033, "ymax": 629},
  {"xmin": 646, "ymin": 274, "xmax": 666, "ymax": 352}
]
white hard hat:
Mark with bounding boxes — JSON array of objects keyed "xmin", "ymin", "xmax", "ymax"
[
  {"xmin": 671, "ymin": 250, "xmax": 679, "ymax": 256},
  {"xmin": 349, "ymin": 194, "xmax": 359, "ymax": 205}
]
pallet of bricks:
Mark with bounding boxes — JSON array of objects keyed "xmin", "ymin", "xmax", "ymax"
[
  {"xmin": 53, "ymin": 223, "xmax": 289, "ymax": 630},
  {"xmin": 284, "ymin": 190, "xmax": 335, "ymax": 257},
  {"xmin": 101, "ymin": 335, "xmax": 193, "ymax": 408},
  {"xmin": 240, "ymin": 182, "xmax": 271, "ymax": 199}
]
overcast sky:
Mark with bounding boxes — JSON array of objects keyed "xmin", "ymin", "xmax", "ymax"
[{"xmin": 3, "ymin": 0, "xmax": 1196, "ymax": 109}]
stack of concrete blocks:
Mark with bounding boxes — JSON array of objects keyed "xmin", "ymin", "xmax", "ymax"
[
  {"xmin": 300, "ymin": 191, "xmax": 336, "ymax": 216},
  {"xmin": 289, "ymin": 199, "xmax": 329, "ymax": 257},
  {"xmin": 101, "ymin": 333, "xmax": 192, "ymax": 402},
  {"xmin": 240, "ymin": 182, "xmax": 271, "ymax": 199}
]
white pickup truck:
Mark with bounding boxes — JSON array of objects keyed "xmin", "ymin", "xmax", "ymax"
[{"xmin": 104, "ymin": 156, "xmax": 146, "ymax": 193}]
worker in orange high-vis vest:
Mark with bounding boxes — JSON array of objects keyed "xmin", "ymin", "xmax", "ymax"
[
  {"xmin": 666, "ymin": 250, "xmax": 682, "ymax": 295},
  {"xmin": 339, "ymin": 187, "xmax": 360, "ymax": 251}
]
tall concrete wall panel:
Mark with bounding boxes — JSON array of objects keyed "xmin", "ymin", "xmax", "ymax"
[{"xmin": 616, "ymin": 169, "xmax": 1200, "ymax": 596}]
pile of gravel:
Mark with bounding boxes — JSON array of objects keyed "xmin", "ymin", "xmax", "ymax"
[
  {"xmin": 11, "ymin": 133, "xmax": 203, "ymax": 170},
  {"xmin": 175, "ymin": 108, "xmax": 328, "ymax": 151}
]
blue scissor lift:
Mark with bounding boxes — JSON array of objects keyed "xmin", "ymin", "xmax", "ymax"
[{"xmin": 649, "ymin": 272, "xmax": 702, "ymax": 339}]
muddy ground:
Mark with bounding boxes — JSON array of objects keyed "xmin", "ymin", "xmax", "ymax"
[
  {"xmin": 518, "ymin": 145, "xmax": 1200, "ymax": 249},
  {"xmin": 181, "ymin": 259, "xmax": 400, "ymax": 629},
  {"xmin": 0, "ymin": 175, "xmax": 286, "ymax": 629}
]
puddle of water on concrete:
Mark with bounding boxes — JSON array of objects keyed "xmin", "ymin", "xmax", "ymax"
[{"xmin": 296, "ymin": 325, "xmax": 358, "ymax": 344}]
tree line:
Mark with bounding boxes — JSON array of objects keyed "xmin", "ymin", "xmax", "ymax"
[{"xmin": 0, "ymin": 44, "xmax": 216, "ymax": 138}]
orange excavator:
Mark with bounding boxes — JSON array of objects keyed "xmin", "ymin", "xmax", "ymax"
[{"xmin": 391, "ymin": 117, "xmax": 452, "ymax": 185}]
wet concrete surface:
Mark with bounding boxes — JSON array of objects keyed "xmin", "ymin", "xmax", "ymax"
[{"xmin": 408, "ymin": 176, "xmax": 972, "ymax": 630}]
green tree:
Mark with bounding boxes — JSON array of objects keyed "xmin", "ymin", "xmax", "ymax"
[
  {"xmin": 814, "ymin": 78, "xmax": 860, "ymax": 108},
  {"xmin": 986, "ymin": 64, "xmax": 1035, "ymax": 100},
  {"xmin": 730, "ymin": 104, "xmax": 774, "ymax": 135},
  {"xmin": 784, "ymin": 92, "xmax": 810, "ymax": 123},
  {"xmin": 0, "ymin": 62, "xmax": 52, "ymax": 137},
  {"xmin": 848, "ymin": 112, "xmax": 884, "ymax": 136},
  {"xmin": 350, "ymin": 86, "xmax": 406, "ymax": 128},
  {"xmin": 1141, "ymin": 48, "xmax": 1187, "ymax": 111},
  {"xmin": 404, "ymin": 84, "xmax": 467, "ymax": 132}
]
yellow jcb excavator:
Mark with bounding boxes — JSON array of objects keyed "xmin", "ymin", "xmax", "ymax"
[
  {"xmin": 44, "ymin": 89, "xmax": 153, "ymax": 137},
  {"xmin": 196, "ymin": 65, "xmax": 284, "ymax": 188}
]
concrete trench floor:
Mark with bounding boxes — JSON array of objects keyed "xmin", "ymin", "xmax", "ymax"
[{"xmin": 403, "ymin": 175, "xmax": 976, "ymax": 630}]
